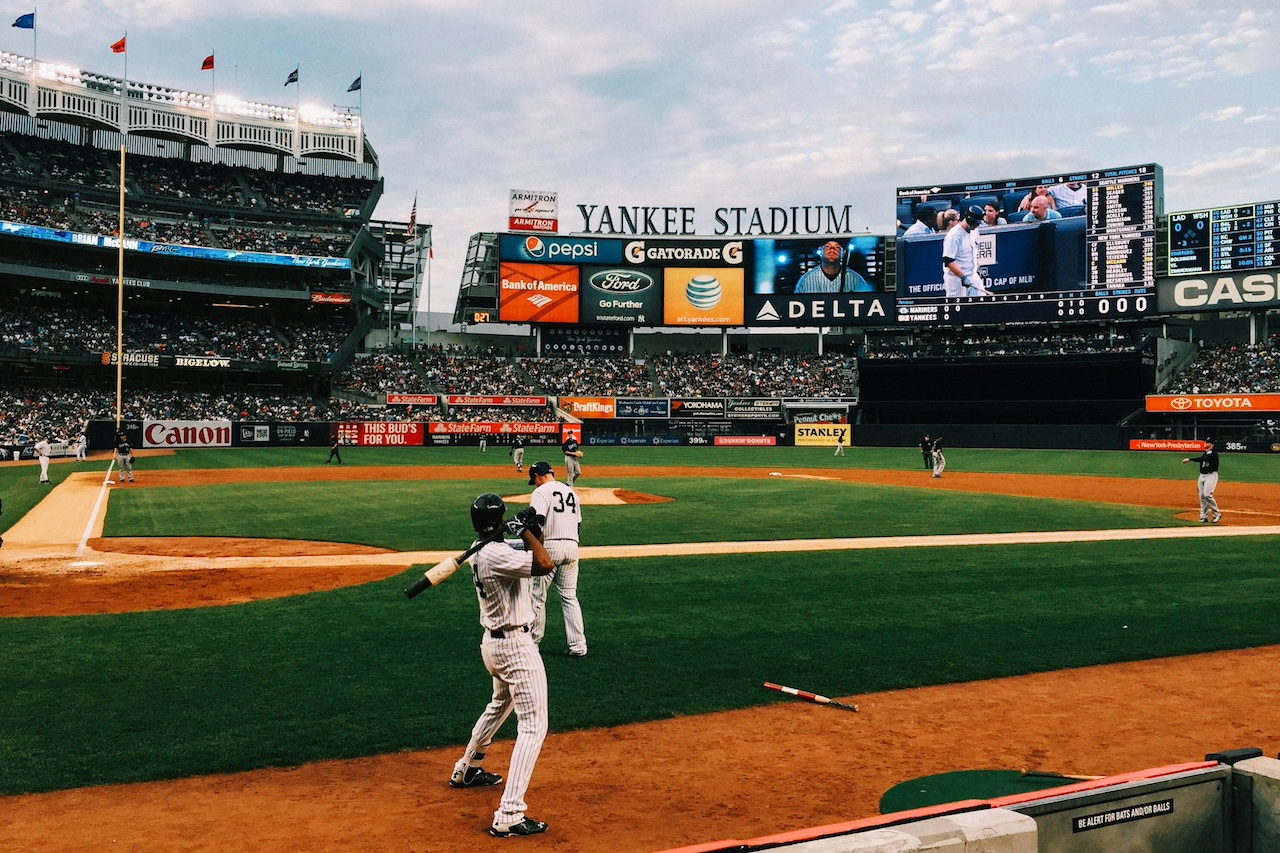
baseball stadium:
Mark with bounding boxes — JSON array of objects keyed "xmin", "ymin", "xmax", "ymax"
[{"xmin": 2, "ymin": 45, "xmax": 1280, "ymax": 853}]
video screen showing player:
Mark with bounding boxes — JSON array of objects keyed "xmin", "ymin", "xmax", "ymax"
[{"xmin": 752, "ymin": 236, "xmax": 885, "ymax": 295}]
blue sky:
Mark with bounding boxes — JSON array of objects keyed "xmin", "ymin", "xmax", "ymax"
[{"xmin": 7, "ymin": 1, "xmax": 1280, "ymax": 312}]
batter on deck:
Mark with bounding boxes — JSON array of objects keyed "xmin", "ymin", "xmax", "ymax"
[
  {"xmin": 527, "ymin": 460, "xmax": 587, "ymax": 658},
  {"xmin": 1182, "ymin": 437, "xmax": 1222, "ymax": 523},
  {"xmin": 450, "ymin": 493, "xmax": 554, "ymax": 838}
]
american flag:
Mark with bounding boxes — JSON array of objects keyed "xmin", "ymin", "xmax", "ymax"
[{"xmin": 406, "ymin": 195, "xmax": 417, "ymax": 238}]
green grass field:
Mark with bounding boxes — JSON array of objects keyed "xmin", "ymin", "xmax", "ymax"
[{"xmin": 1, "ymin": 446, "xmax": 1278, "ymax": 796}]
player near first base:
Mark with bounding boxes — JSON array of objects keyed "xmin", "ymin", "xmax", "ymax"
[
  {"xmin": 1182, "ymin": 437, "xmax": 1222, "ymax": 523},
  {"xmin": 450, "ymin": 493, "xmax": 555, "ymax": 838},
  {"xmin": 115, "ymin": 433, "xmax": 135, "ymax": 483},
  {"xmin": 527, "ymin": 460, "xmax": 587, "ymax": 658},
  {"xmin": 34, "ymin": 436, "xmax": 51, "ymax": 484}
]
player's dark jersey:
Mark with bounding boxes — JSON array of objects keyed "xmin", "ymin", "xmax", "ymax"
[
  {"xmin": 562, "ymin": 438, "xmax": 579, "ymax": 455},
  {"xmin": 1189, "ymin": 448, "xmax": 1219, "ymax": 475}
]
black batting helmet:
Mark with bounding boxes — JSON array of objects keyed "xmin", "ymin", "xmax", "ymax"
[
  {"xmin": 470, "ymin": 493, "xmax": 507, "ymax": 536},
  {"xmin": 964, "ymin": 205, "xmax": 984, "ymax": 227}
]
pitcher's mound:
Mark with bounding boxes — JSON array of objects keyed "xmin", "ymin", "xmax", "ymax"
[{"xmin": 503, "ymin": 487, "xmax": 672, "ymax": 506}]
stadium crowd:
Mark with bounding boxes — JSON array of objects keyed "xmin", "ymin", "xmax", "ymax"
[
  {"xmin": 860, "ymin": 331, "xmax": 1147, "ymax": 359},
  {"xmin": 650, "ymin": 351, "xmax": 858, "ymax": 398},
  {"xmin": 0, "ymin": 296, "xmax": 349, "ymax": 362},
  {"xmin": 1166, "ymin": 337, "xmax": 1280, "ymax": 394}
]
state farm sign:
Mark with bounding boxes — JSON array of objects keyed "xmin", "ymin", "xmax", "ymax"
[
  {"xmin": 143, "ymin": 420, "xmax": 232, "ymax": 448},
  {"xmin": 1146, "ymin": 394, "xmax": 1280, "ymax": 413}
]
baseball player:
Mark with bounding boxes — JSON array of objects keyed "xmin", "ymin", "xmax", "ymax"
[
  {"xmin": 479, "ymin": 434, "xmax": 488, "ymax": 453},
  {"xmin": 833, "ymin": 429, "xmax": 845, "ymax": 457},
  {"xmin": 74, "ymin": 431, "xmax": 88, "ymax": 461},
  {"xmin": 794, "ymin": 240, "xmax": 874, "ymax": 293},
  {"xmin": 1182, "ymin": 437, "xmax": 1222, "ymax": 523},
  {"xmin": 942, "ymin": 206, "xmax": 993, "ymax": 297},
  {"xmin": 561, "ymin": 435, "xmax": 582, "ymax": 486},
  {"xmin": 34, "ymin": 436, "xmax": 51, "ymax": 484},
  {"xmin": 115, "ymin": 433, "xmax": 135, "ymax": 483},
  {"xmin": 526, "ymin": 461, "xmax": 587, "ymax": 658},
  {"xmin": 931, "ymin": 435, "xmax": 946, "ymax": 478},
  {"xmin": 451, "ymin": 493, "xmax": 554, "ymax": 838},
  {"xmin": 510, "ymin": 436, "xmax": 525, "ymax": 473},
  {"xmin": 920, "ymin": 434, "xmax": 933, "ymax": 470},
  {"xmin": 326, "ymin": 436, "xmax": 342, "ymax": 464}
]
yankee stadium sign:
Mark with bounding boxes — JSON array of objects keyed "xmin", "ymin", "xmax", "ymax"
[{"xmin": 577, "ymin": 204, "xmax": 855, "ymax": 237}]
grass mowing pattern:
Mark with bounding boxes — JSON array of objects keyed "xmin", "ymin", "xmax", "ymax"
[
  {"xmin": 102, "ymin": 477, "xmax": 1182, "ymax": 549},
  {"xmin": 2, "ymin": 536, "xmax": 1280, "ymax": 794}
]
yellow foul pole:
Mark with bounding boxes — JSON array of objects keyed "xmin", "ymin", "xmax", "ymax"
[{"xmin": 115, "ymin": 144, "xmax": 125, "ymax": 430}]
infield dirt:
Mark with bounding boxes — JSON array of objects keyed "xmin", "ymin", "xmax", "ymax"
[{"xmin": 1, "ymin": 464, "xmax": 1278, "ymax": 852}]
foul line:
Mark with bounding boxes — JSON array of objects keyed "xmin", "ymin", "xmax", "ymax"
[
  {"xmin": 76, "ymin": 461, "xmax": 117, "ymax": 557},
  {"xmin": 579, "ymin": 524, "xmax": 1280, "ymax": 560}
]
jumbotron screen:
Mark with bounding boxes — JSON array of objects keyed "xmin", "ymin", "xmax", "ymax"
[
  {"xmin": 894, "ymin": 163, "xmax": 1162, "ymax": 324},
  {"xmin": 1167, "ymin": 199, "xmax": 1280, "ymax": 276}
]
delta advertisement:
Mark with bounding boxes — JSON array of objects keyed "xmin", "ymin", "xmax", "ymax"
[{"xmin": 745, "ymin": 236, "xmax": 894, "ymax": 327}]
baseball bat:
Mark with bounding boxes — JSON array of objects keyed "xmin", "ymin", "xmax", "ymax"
[
  {"xmin": 404, "ymin": 534, "xmax": 501, "ymax": 599},
  {"xmin": 764, "ymin": 681, "xmax": 859, "ymax": 713},
  {"xmin": 1020, "ymin": 769, "xmax": 1103, "ymax": 782}
]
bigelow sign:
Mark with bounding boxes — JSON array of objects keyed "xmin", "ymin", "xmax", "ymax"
[{"xmin": 143, "ymin": 420, "xmax": 232, "ymax": 448}]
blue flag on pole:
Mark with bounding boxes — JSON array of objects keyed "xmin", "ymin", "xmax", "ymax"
[
  {"xmin": 284, "ymin": 67, "xmax": 299, "ymax": 86},
  {"xmin": 347, "ymin": 75, "xmax": 361, "ymax": 92},
  {"xmin": 12, "ymin": 12, "xmax": 35, "ymax": 28}
]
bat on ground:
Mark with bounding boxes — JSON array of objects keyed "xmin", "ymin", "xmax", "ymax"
[
  {"xmin": 764, "ymin": 681, "xmax": 859, "ymax": 713},
  {"xmin": 404, "ymin": 534, "xmax": 501, "ymax": 599},
  {"xmin": 1020, "ymin": 769, "xmax": 1104, "ymax": 782}
]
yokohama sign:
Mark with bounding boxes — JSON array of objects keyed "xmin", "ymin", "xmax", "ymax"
[
  {"xmin": 1146, "ymin": 394, "xmax": 1280, "ymax": 413},
  {"xmin": 143, "ymin": 420, "xmax": 232, "ymax": 448}
]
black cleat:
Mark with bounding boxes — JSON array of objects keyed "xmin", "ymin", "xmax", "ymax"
[
  {"xmin": 489, "ymin": 817, "xmax": 548, "ymax": 838},
  {"xmin": 450, "ymin": 766, "xmax": 502, "ymax": 788}
]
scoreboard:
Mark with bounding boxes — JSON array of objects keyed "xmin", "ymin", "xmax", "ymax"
[
  {"xmin": 1167, "ymin": 200, "xmax": 1280, "ymax": 276},
  {"xmin": 894, "ymin": 163, "xmax": 1162, "ymax": 324}
]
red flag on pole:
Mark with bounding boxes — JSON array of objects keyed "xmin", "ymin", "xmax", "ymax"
[
  {"xmin": 201, "ymin": 54, "xmax": 214, "ymax": 71},
  {"xmin": 110, "ymin": 36, "xmax": 126, "ymax": 53}
]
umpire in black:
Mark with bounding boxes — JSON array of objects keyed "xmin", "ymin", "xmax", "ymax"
[{"xmin": 920, "ymin": 434, "xmax": 933, "ymax": 470}]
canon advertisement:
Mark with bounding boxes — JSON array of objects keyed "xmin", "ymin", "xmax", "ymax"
[{"xmin": 142, "ymin": 420, "xmax": 233, "ymax": 448}]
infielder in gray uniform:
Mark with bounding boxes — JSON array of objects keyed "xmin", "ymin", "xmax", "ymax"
[
  {"xmin": 561, "ymin": 436, "xmax": 582, "ymax": 486},
  {"xmin": 451, "ymin": 493, "xmax": 554, "ymax": 838},
  {"xmin": 510, "ymin": 436, "xmax": 525, "ymax": 473},
  {"xmin": 931, "ymin": 435, "xmax": 946, "ymax": 478},
  {"xmin": 526, "ymin": 460, "xmax": 587, "ymax": 658},
  {"xmin": 1182, "ymin": 437, "xmax": 1222, "ymax": 523}
]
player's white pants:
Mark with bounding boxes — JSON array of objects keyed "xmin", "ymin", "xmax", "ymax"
[
  {"xmin": 116, "ymin": 454, "xmax": 134, "ymax": 481},
  {"xmin": 834, "ymin": 443, "xmax": 845, "ymax": 456},
  {"xmin": 932, "ymin": 451, "xmax": 946, "ymax": 477},
  {"xmin": 1198, "ymin": 472, "xmax": 1220, "ymax": 520},
  {"xmin": 564, "ymin": 455, "xmax": 581, "ymax": 485},
  {"xmin": 531, "ymin": 541, "xmax": 586, "ymax": 655},
  {"xmin": 38, "ymin": 456, "xmax": 50, "ymax": 482},
  {"xmin": 456, "ymin": 631, "xmax": 548, "ymax": 828},
  {"xmin": 76, "ymin": 445, "xmax": 87, "ymax": 461}
]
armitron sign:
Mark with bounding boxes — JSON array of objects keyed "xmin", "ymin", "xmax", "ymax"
[{"xmin": 1146, "ymin": 394, "xmax": 1280, "ymax": 413}]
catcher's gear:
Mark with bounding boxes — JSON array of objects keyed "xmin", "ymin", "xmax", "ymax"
[{"xmin": 470, "ymin": 493, "xmax": 507, "ymax": 536}]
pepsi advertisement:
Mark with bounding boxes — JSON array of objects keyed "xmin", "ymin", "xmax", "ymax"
[{"xmin": 498, "ymin": 234, "xmax": 624, "ymax": 264}]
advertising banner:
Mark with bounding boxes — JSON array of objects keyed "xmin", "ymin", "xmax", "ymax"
[
  {"xmin": 726, "ymin": 398, "xmax": 783, "ymax": 420},
  {"xmin": 1128, "ymin": 439, "xmax": 1209, "ymax": 452},
  {"xmin": 509, "ymin": 189, "xmax": 559, "ymax": 233},
  {"xmin": 310, "ymin": 292, "xmax": 351, "ymax": 304},
  {"xmin": 446, "ymin": 395, "xmax": 547, "ymax": 407},
  {"xmin": 499, "ymin": 263, "xmax": 580, "ymax": 324},
  {"xmin": 1157, "ymin": 272, "xmax": 1280, "ymax": 313},
  {"xmin": 793, "ymin": 422, "xmax": 850, "ymax": 447},
  {"xmin": 714, "ymin": 436, "xmax": 777, "ymax": 446},
  {"xmin": 336, "ymin": 422, "xmax": 425, "ymax": 446},
  {"xmin": 745, "ymin": 294, "xmax": 893, "ymax": 327},
  {"xmin": 562, "ymin": 423, "xmax": 583, "ymax": 443},
  {"xmin": 616, "ymin": 398, "xmax": 670, "ymax": 418},
  {"xmin": 579, "ymin": 266, "xmax": 662, "ymax": 325},
  {"xmin": 623, "ymin": 239, "xmax": 745, "ymax": 267},
  {"xmin": 142, "ymin": 420, "xmax": 233, "ymax": 448},
  {"xmin": 1146, "ymin": 394, "xmax": 1280, "ymax": 413},
  {"xmin": 559, "ymin": 397, "xmax": 616, "ymax": 419},
  {"xmin": 498, "ymin": 234, "xmax": 623, "ymax": 264},
  {"xmin": 671, "ymin": 397, "xmax": 726, "ymax": 418},
  {"xmin": 387, "ymin": 394, "xmax": 439, "ymax": 406},
  {"xmin": 427, "ymin": 422, "xmax": 560, "ymax": 436},
  {"xmin": 663, "ymin": 267, "xmax": 745, "ymax": 326},
  {"xmin": 233, "ymin": 422, "xmax": 329, "ymax": 446}
]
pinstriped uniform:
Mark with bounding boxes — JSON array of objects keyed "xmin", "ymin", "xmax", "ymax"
[
  {"xmin": 454, "ymin": 539, "xmax": 548, "ymax": 829},
  {"xmin": 529, "ymin": 479, "xmax": 586, "ymax": 656}
]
